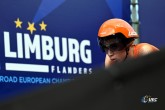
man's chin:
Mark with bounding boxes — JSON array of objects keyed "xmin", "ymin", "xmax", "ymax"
[
  {"xmin": 112, "ymin": 59, "xmax": 124, "ymax": 65},
  {"xmin": 111, "ymin": 60, "xmax": 118, "ymax": 64}
]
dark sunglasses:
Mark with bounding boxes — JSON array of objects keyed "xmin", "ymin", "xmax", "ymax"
[
  {"xmin": 102, "ymin": 43, "xmax": 125, "ymax": 52},
  {"xmin": 99, "ymin": 36, "xmax": 126, "ymax": 52}
]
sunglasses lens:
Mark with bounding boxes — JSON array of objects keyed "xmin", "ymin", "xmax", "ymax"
[
  {"xmin": 104, "ymin": 43, "xmax": 125, "ymax": 52},
  {"xmin": 99, "ymin": 36, "xmax": 125, "ymax": 52},
  {"xmin": 110, "ymin": 44, "xmax": 118, "ymax": 51}
]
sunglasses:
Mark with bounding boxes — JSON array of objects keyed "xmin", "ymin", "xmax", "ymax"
[
  {"xmin": 102, "ymin": 43, "xmax": 125, "ymax": 52},
  {"xmin": 99, "ymin": 36, "xmax": 126, "ymax": 52}
]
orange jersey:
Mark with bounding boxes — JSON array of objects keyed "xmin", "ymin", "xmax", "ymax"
[{"xmin": 133, "ymin": 43, "xmax": 159, "ymax": 58}]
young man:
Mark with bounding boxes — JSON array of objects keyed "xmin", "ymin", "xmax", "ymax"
[{"xmin": 98, "ymin": 18, "xmax": 159, "ymax": 68}]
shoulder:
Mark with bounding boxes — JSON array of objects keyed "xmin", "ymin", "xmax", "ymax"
[{"xmin": 135, "ymin": 43, "xmax": 159, "ymax": 56}]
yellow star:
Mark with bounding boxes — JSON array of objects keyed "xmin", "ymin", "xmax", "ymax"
[
  {"xmin": 39, "ymin": 21, "xmax": 47, "ymax": 31},
  {"xmin": 27, "ymin": 22, "xmax": 36, "ymax": 34},
  {"xmin": 14, "ymin": 18, "xmax": 23, "ymax": 28}
]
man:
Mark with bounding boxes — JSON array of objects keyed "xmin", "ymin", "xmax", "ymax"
[{"xmin": 98, "ymin": 18, "xmax": 159, "ymax": 67}]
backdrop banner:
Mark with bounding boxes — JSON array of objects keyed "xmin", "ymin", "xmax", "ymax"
[{"xmin": 0, "ymin": 0, "xmax": 130, "ymax": 100}]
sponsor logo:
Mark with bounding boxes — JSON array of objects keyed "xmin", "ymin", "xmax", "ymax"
[
  {"xmin": 141, "ymin": 95, "xmax": 158, "ymax": 103},
  {"xmin": 3, "ymin": 18, "xmax": 92, "ymax": 74}
]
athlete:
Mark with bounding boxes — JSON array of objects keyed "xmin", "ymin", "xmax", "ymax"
[{"xmin": 97, "ymin": 18, "xmax": 159, "ymax": 68}]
